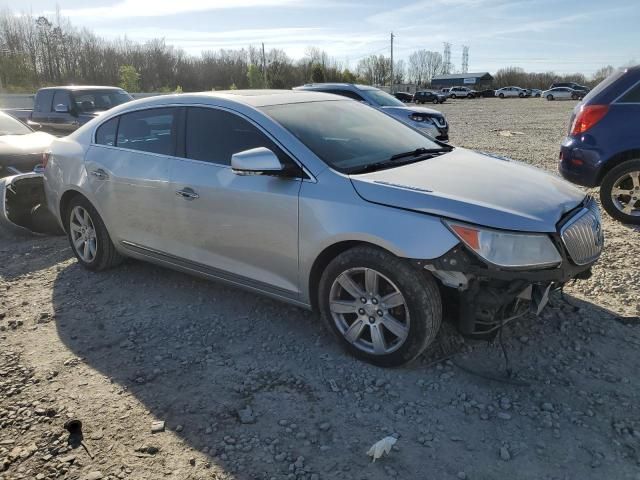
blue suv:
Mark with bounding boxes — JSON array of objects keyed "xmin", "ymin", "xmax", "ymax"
[{"xmin": 559, "ymin": 65, "xmax": 640, "ymax": 224}]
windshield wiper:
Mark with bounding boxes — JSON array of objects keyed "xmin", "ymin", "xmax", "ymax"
[
  {"xmin": 347, "ymin": 148, "xmax": 451, "ymax": 175},
  {"xmin": 389, "ymin": 147, "xmax": 451, "ymax": 161}
]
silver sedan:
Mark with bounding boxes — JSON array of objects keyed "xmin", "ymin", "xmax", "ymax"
[{"xmin": 43, "ymin": 91, "xmax": 602, "ymax": 366}]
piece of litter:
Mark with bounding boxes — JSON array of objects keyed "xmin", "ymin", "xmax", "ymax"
[
  {"xmin": 151, "ymin": 421, "xmax": 165, "ymax": 433},
  {"xmin": 366, "ymin": 436, "xmax": 397, "ymax": 462},
  {"xmin": 328, "ymin": 379, "xmax": 339, "ymax": 392}
]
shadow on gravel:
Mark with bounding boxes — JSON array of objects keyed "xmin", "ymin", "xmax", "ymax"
[
  {"xmin": 49, "ymin": 259, "xmax": 640, "ymax": 479},
  {"xmin": 0, "ymin": 230, "xmax": 71, "ymax": 281}
]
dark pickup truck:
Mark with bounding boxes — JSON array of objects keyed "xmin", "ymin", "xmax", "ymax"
[{"xmin": 5, "ymin": 86, "xmax": 133, "ymax": 135}]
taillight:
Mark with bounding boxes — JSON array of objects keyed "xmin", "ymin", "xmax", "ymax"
[
  {"xmin": 42, "ymin": 152, "xmax": 51, "ymax": 169},
  {"xmin": 570, "ymin": 104, "xmax": 609, "ymax": 136}
]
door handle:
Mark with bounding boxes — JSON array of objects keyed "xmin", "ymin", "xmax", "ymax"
[
  {"xmin": 175, "ymin": 188, "xmax": 200, "ymax": 200},
  {"xmin": 91, "ymin": 169, "xmax": 108, "ymax": 179}
]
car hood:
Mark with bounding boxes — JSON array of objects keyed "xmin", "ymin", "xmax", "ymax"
[
  {"xmin": 380, "ymin": 105, "xmax": 443, "ymax": 117},
  {"xmin": 0, "ymin": 131, "xmax": 56, "ymax": 156},
  {"xmin": 349, "ymin": 148, "xmax": 586, "ymax": 233}
]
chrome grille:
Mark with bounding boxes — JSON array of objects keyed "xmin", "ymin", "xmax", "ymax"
[
  {"xmin": 432, "ymin": 117, "xmax": 447, "ymax": 128},
  {"xmin": 560, "ymin": 198, "xmax": 604, "ymax": 265}
]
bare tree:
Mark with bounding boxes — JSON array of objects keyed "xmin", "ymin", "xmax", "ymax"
[{"xmin": 407, "ymin": 50, "xmax": 442, "ymax": 87}]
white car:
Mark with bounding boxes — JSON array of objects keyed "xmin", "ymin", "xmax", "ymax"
[
  {"xmin": 495, "ymin": 87, "xmax": 527, "ymax": 98},
  {"xmin": 542, "ymin": 87, "xmax": 581, "ymax": 101},
  {"xmin": 447, "ymin": 86, "xmax": 476, "ymax": 99}
]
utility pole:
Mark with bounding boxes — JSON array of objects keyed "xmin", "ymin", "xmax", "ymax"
[
  {"xmin": 261, "ymin": 42, "xmax": 267, "ymax": 88},
  {"xmin": 0, "ymin": 47, "xmax": 8, "ymax": 94},
  {"xmin": 390, "ymin": 32, "xmax": 394, "ymax": 93}
]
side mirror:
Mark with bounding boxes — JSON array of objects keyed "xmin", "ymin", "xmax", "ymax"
[
  {"xmin": 231, "ymin": 147, "xmax": 284, "ymax": 176},
  {"xmin": 54, "ymin": 104, "xmax": 69, "ymax": 113}
]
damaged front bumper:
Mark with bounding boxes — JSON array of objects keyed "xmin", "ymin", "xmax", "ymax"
[
  {"xmin": 417, "ymin": 240, "xmax": 595, "ymax": 337},
  {"xmin": 0, "ymin": 172, "xmax": 63, "ymax": 235}
]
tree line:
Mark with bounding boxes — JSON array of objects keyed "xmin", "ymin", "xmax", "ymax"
[{"xmin": 0, "ymin": 9, "xmax": 622, "ymax": 93}]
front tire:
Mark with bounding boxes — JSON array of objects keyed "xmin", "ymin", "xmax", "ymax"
[
  {"xmin": 450, "ymin": 94, "xmax": 457, "ymax": 99},
  {"xmin": 432, "ymin": 98, "xmax": 439, "ymax": 104},
  {"xmin": 318, "ymin": 246, "xmax": 442, "ymax": 367},
  {"xmin": 66, "ymin": 196, "xmax": 123, "ymax": 271},
  {"xmin": 547, "ymin": 94, "xmax": 554, "ymax": 101},
  {"xmin": 498, "ymin": 93, "xmax": 505, "ymax": 99},
  {"xmin": 600, "ymin": 159, "xmax": 640, "ymax": 224}
]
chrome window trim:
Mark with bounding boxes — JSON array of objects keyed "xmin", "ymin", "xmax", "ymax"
[
  {"xmin": 91, "ymin": 102, "xmax": 316, "ymax": 183},
  {"xmin": 612, "ymin": 78, "xmax": 640, "ymax": 104}
]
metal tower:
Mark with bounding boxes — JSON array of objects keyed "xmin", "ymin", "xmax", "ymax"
[
  {"xmin": 462, "ymin": 45, "xmax": 469, "ymax": 74},
  {"xmin": 443, "ymin": 42, "xmax": 452, "ymax": 74}
]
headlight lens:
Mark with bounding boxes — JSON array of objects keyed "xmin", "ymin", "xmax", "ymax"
[
  {"xmin": 409, "ymin": 113, "xmax": 426, "ymax": 122},
  {"xmin": 445, "ymin": 221, "xmax": 562, "ymax": 269}
]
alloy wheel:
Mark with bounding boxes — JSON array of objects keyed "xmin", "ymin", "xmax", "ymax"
[
  {"xmin": 69, "ymin": 206, "xmax": 98, "ymax": 262},
  {"xmin": 611, "ymin": 170, "xmax": 640, "ymax": 217},
  {"xmin": 329, "ymin": 267, "xmax": 410, "ymax": 355}
]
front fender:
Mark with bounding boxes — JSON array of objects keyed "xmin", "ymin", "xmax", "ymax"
[{"xmin": 298, "ymin": 173, "xmax": 459, "ymax": 305}]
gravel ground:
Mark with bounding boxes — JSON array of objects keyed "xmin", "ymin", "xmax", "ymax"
[{"xmin": 1, "ymin": 98, "xmax": 639, "ymax": 480}]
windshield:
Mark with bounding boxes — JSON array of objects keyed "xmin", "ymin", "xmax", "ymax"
[
  {"xmin": 361, "ymin": 89, "xmax": 405, "ymax": 107},
  {"xmin": 0, "ymin": 113, "xmax": 31, "ymax": 135},
  {"xmin": 262, "ymin": 100, "xmax": 442, "ymax": 173},
  {"xmin": 71, "ymin": 90, "xmax": 133, "ymax": 113}
]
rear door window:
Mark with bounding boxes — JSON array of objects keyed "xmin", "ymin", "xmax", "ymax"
[{"xmin": 116, "ymin": 108, "xmax": 178, "ymax": 155}]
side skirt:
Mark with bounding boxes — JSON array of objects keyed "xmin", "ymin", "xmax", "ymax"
[{"xmin": 120, "ymin": 241, "xmax": 312, "ymax": 310}]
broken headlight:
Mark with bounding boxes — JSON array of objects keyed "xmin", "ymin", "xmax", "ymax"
[{"xmin": 445, "ymin": 221, "xmax": 562, "ymax": 269}]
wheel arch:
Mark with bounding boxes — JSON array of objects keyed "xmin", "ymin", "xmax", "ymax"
[
  {"xmin": 59, "ymin": 189, "xmax": 86, "ymax": 233},
  {"xmin": 308, "ymin": 240, "xmax": 392, "ymax": 311},
  {"xmin": 598, "ymin": 149, "xmax": 640, "ymax": 185}
]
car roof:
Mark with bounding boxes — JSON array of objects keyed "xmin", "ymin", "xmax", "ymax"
[
  {"xmin": 38, "ymin": 86, "xmax": 126, "ymax": 91},
  {"xmin": 96, "ymin": 89, "xmax": 344, "ymax": 111},
  {"xmin": 295, "ymin": 83, "xmax": 377, "ymax": 91}
]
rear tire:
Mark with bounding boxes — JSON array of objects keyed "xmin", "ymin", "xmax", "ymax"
[
  {"xmin": 547, "ymin": 94, "xmax": 554, "ymax": 101},
  {"xmin": 518, "ymin": 92, "xmax": 524, "ymax": 98},
  {"xmin": 318, "ymin": 246, "xmax": 442, "ymax": 367},
  {"xmin": 600, "ymin": 159, "xmax": 640, "ymax": 224},
  {"xmin": 499, "ymin": 93, "xmax": 504, "ymax": 99},
  {"xmin": 432, "ymin": 98, "xmax": 439, "ymax": 104},
  {"xmin": 450, "ymin": 94, "xmax": 457, "ymax": 99},
  {"xmin": 66, "ymin": 196, "xmax": 123, "ymax": 271}
]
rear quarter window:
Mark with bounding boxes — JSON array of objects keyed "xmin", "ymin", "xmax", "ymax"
[{"xmin": 95, "ymin": 117, "xmax": 119, "ymax": 146}]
